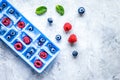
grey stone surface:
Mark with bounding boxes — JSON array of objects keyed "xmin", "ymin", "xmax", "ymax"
[{"xmin": 0, "ymin": 0, "xmax": 120, "ymax": 80}]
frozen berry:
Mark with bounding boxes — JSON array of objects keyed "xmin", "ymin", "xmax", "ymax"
[
  {"xmin": 14, "ymin": 42, "xmax": 23, "ymax": 51},
  {"xmin": 55, "ymin": 34, "xmax": 61, "ymax": 41},
  {"xmin": 2, "ymin": 18, "xmax": 11, "ymax": 26},
  {"xmin": 6, "ymin": 35, "xmax": 11, "ymax": 40},
  {"xmin": 50, "ymin": 47, "xmax": 56, "ymax": 53},
  {"xmin": 72, "ymin": 50, "xmax": 78, "ymax": 57},
  {"xmin": 17, "ymin": 21, "xmax": 25, "ymax": 29},
  {"xmin": 34, "ymin": 59, "xmax": 43, "ymax": 68},
  {"xmin": 26, "ymin": 53, "xmax": 31, "ymax": 59},
  {"xmin": 9, "ymin": 8, "xmax": 14, "ymax": 14},
  {"xmin": 68, "ymin": 34, "xmax": 77, "ymax": 44},
  {"xmin": 39, "ymin": 37, "xmax": 46, "ymax": 43},
  {"xmin": 2, "ymin": 3, "xmax": 7, "ymax": 8},
  {"xmin": 48, "ymin": 18, "xmax": 53, "ymax": 24},
  {"xmin": 10, "ymin": 30, "xmax": 16, "ymax": 36},
  {"xmin": 40, "ymin": 51, "xmax": 48, "ymax": 59},
  {"xmin": 28, "ymin": 26, "xmax": 33, "ymax": 31},
  {"xmin": 63, "ymin": 22, "xmax": 72, "ymax": 32},
  {"xmin": 78, "ymin": 7, "xmax": 85, "ymax": 15},
  {"xmin": 23, "ymin": 36, "xmax": 31, "ymax": 44},
  {"xmin": 29, "ymin": 48, "xmax": 35, "ymax": 54}
]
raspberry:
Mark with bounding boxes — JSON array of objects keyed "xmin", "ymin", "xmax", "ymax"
[
  {"xmin": 40, "ymin": 51, "xmax": 48, "ymax": 59},
  {"xmin": 14, "ymin": 42, "xmax": 23, "ymax": 50},
  {"xmin": 17, "ymin": 21, "xmax": 25, "ymax": 29},
  {"xmin": 34, "ymin": 59, "xmax": 43, "ymax": 68},
  {"xmin": 2, "ymin": 18, "xmax": 11, "ymax": 26},
  {"xmin": 68, "ymin": 34, "xmax": 77, "ymax": 44},
  {"xmin": 23, "ymin": 36, "xmax": 31, "ymax": 44},
  {"xmin": 63, "ymin": 22, "xmax": 72, "ymax": 32}
]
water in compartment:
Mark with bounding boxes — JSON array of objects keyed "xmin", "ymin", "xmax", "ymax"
[
  {"xmin": 25, "ymin": 24, "xmax": 40, "ymax": 39},
  {"xmin": 46, "ymin": 42, "xmax": 59, "ymax": 54},
  {"xmin": 4, "ymin": 29, "xmax": 17, "ymax": 42},
  {"xmin": 6, "ymin": 7, "xmax": 20, "ymax": 22},
  {"xmin": 23, "ymin": 47, "xmax": 36, "ymax": 59}
]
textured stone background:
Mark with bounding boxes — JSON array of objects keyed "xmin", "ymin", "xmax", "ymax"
[{"xmin": 0, "ymin": 0, "xmax": 120, "ymax": 80}]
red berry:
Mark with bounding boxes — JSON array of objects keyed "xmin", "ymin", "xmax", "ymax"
[
  {"xmin": 63, "ymin": 22, "xmax": 72, "ymax": 32},
  {"xmin": 40, "ymin": 51, "xmax": 48, "ymax": 59},
  {"xmin": 68, "ymin": 34, "xmax": 77, "ymax": 44},
  {"xmin": 23, "ymin": 36, "xmax": 31, "ymax": 44},
  {"xmin": 2, "ymin": 18, "xmax": 11, "ymax": 26},
  {"xmin": 14, "ymin": 42, "xmax": 23, "ymax": 50},
  {"xmin": 34, "ymin": 59, "xmax": 43, "ymax": 68},
  {"xmin": 17, "ymin": 21, "xmax": 25, "ymax": 29}
]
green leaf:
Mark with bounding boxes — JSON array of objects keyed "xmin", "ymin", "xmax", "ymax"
[
  {"xmin": 35, "ymin": 6, "xmax": 47, "ymax": 15},
  {"xmin": 56, "ymin": 5, "xmax": 64, "ymax": 16}
]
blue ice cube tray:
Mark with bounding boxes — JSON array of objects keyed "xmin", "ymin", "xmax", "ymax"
[{"xmin": 0, "ymin": 0, "xmax": 60, "ymax": 73}]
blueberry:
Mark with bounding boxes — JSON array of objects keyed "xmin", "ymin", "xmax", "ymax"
[
  {"xmin": 39, "ymin": 37, "xmax": 46, "ymax": 43},
  {"xmin": 50, "ymin": 47, "xmax": 56, "ymax": 53},
  {"xmin": 7, "ymin": 35, "xmax": 11, "ymax": 39},
  {"xmin": 2, "ymin": 3, "xmax": 7, "ymax": 8},
  {"xmin": 9, "ymin": 9, "xmax": 14, "ymax": 14},
  {"xmin": 29, "ymin": 48, "xmax": 35, "ymax": 54},
  {"xmin": 26, "ymin": 53, "xmax": 31, "ymax": 59},
  {"xmin": 47, "ymin": 18, "xmax": 53, "ymax": 24},
  {"xmin": 10, "ymin": 30, "xmax": 16, "ymax": 36},
  {"xmin": 28, "ymin": 26, "xmax": 33, "ymax": 31},
  {"xmin": 38, "ymin": 41, "xmax": 41, "ymax": 46},
  {"xmin": 47, "ymin": 43, "xmax": 52, "ymax": 48},
  {"xmin": 55, "ymin": 34, "xmax": 61, "ymax": 41},
  {"xmin": 72, "ymin": 50, "xmax": 78, "ymax": 57},
  {"xmin": 78, "ymin": 7, "xmax": 85, "ymax": 15}
]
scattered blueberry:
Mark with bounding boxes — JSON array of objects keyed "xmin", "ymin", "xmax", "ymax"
[
  {"xmin": 72, "ymin": 50, "xmax": 78, "ymax": 57},
  {"xmin": 47, "ymin": 18, "xmax": 53, "ymax": 24},
  {"xmin": 55, "ymin": 34, "xmax": 61, "ymax": 41},
  {"xmin": 78, "ymin": 7, "xmax": 85, "ymax": 15}
]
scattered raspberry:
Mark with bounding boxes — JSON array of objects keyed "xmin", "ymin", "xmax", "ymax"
[
  {"xmin": 68, "ymin": 34, "xmax": 77, "ymax": 44},
  {"xmin": 63, "ymin": 22, "xmax": 72, "ymax": 32}
]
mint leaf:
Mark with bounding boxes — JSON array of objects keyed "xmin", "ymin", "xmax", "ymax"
[
  {"xmin": 56, "ymin": 5, "xmax": 64, "ymax": 16},
  {"xmin": 35, "ymin": 6, "xmax": 47, "ymax": 15}
]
